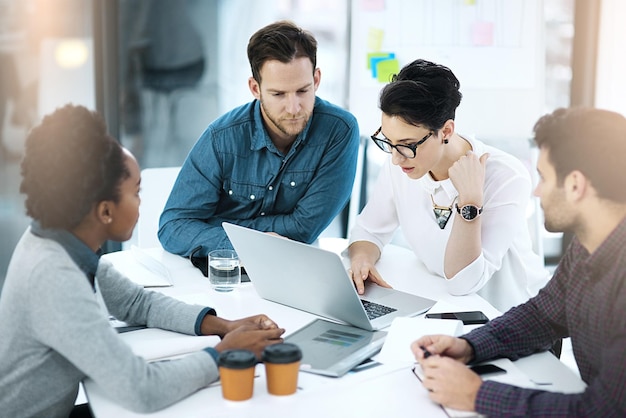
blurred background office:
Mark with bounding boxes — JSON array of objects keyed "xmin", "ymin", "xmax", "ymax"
[{"xmin": 2, "ymin": 0, "xmax": 626, "ymax": 286}]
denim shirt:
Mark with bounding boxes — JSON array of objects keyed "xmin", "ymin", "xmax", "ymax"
[{"xmin": 158, "ymin": 96, "xmax": 360, "ymax": 257}]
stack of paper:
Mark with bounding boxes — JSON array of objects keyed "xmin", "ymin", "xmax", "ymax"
[{"xmin": 101, "ymin": 246, "xmax": 172, "ymax": 287}]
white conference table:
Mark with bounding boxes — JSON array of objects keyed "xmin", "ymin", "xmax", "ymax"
[{"xmin": 85, "ymin": 239, "xmax": 585, "ymax": 418}]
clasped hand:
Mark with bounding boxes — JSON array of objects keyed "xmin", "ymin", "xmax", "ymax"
[{"xmin": 202, "ymin": 314, "xmax": 285, "ymax": 359}]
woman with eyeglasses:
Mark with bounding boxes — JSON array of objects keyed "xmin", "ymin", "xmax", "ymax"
[{"xmin": 347, "ymin": 59, "xmax": 550, "ymax": 313}]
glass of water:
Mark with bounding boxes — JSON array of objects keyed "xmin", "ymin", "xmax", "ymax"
[{"xmin": 208, "ymin": 249, "xmax": 241, "ymax": 292}]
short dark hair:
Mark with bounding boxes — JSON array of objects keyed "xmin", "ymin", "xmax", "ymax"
[
  {"xmin": 247, "ymin": 20, "xmax": 317, "ymax": 83},
  {"xmin": 20, "ymin": 104, "xmax": 130, "ymax": 229},
  {"xmin": 378, "ymin": 59, "xmax": 462, "ymax": 131},
  {"xmin": 533, "ymin": 107, "xmax": 626, "ymax": 202}
]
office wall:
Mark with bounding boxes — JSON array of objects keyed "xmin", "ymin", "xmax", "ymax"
[
  {"xmin": 348, "ymin": 0, "xmax": 545, "ymax": 142},
  {"xmin": 595, "ymin": 0, "xmax": 626, "ymax": 116},
  {"xmin": 215, "ymin": 0, "xmax": 350, "ymax": 115}
]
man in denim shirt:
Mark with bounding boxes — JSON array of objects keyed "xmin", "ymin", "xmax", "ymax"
[{"xmin": 158, "ymin": 21, "xmax": 360, "ymax": 260}]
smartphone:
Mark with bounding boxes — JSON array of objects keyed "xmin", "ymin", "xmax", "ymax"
[
  {"xmin": 425, "ymin": 311, "xmax": 489, "ymax": 325},
  {"xmin": 469, "ymin": 363, "xmax": 507, "ymax": 376},
  {"xmin": 240, "ymin": 266, "xmax": 251, "ymax": 283}
]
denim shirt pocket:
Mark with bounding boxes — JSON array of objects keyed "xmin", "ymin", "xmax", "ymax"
[
  {"xmin": 276, "ymin": 169, "xmax": 315, "ymax": 207},
  {"xmin": 221, "ymin": 179, "xmax": 266, "ymax": 216}
]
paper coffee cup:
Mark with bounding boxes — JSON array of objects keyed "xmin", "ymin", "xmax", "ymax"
[
  {"xmin": 218, "ymin": 349, "xmax": 257, "ymax": 401},
  {"xmin": 262, "ymin": 343, "xmax": 302, "ymax": 396}
]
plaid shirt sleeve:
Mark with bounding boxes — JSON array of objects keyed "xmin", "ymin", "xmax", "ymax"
[{"xmin": 462, "ymin": 230, "xmax": 626, "ymax": 417}]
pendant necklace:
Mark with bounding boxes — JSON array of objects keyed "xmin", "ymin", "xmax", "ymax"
[{"xmin": 430, "ymin": 195, "xmax": 454, "ymax": 230}]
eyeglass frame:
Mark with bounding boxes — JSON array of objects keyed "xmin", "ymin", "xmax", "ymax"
[{"xmin": 370, "ymin": 126, "xmax": 434, "ymax": 159}]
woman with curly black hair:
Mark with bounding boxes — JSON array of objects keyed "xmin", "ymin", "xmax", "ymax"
[{"xmin": 0, "ymin": 104, "xmax": 284, "ymax": 418}]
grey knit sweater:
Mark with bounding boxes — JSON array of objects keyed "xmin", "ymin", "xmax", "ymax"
[{"xmin": 0, "ymin": 229, "xmax": 219, "ymax": 417}]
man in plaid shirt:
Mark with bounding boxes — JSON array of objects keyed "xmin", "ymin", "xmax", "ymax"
[{"xmin": 412, "ymin": 107, "xmax": 626, "ymax": 417}]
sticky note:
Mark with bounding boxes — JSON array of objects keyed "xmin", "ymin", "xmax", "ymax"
[
  {"xmin": 376, "ymin": 58, "xmax": 400, "ymax": 83},
  {"xmin": 367, "ymin": 52, "xmax": 393, "ymax": 69},
  {"xmin": 368, "ymin": 52, "xmax": 395, "ymax": 80},
  {"xmin": 361, "ymin": 0, "xmax": 385, "ymax": 12},
  {"xmin": 471, "ymin": 21, "xmax": 494, "ymax": 46},
  {"xmin": 367, "ymin": 27, "xmax": 385, "ymax": 51}
]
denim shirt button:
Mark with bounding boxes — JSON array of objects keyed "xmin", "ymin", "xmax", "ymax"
[
  {"xmin": 250, "ymin": 194, "xmax": 256, "ymax": 200},
  {"xmin": 261, "ymin": 212, "xmax": 265, "ymax": 216},
  {"xmin": 228, "ymin": 190, "xmax": 233, "ymax": 195},
  {"xmin": 268, "ymin": 185, "xmax": 273, "ymax": 191},
  {"xmin": 290, "ymin": 181, "xmax": 296, "ymax": 187}
]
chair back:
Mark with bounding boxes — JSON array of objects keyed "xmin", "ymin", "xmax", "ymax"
[{"xmin": 124, "ymin": 166, "xmax": 181, "ymax": 249}]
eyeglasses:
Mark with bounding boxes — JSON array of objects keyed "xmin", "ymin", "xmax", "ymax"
[{"xmin": 370, "ymin": 127, "xmax": 433, "ymax": 159}]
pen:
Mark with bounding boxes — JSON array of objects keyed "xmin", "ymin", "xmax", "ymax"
[{"xmin": 420, "ymin": 345, "xmax": 432, "ymax": 359}]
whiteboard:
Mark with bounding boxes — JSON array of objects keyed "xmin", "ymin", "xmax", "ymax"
[{"xmin": 348, "ymin": 0, "xmax": 545, "ymax": 142}]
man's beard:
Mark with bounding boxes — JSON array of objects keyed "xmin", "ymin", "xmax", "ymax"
[{"xmin": 261, "ymin": 101, "xmax": 309, "ymax": 137}]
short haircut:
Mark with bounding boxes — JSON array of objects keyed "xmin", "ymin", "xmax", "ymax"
[
  {"xmin": 378, "ymin": 59, "xmax": 462, "ymax": 131},
  {"xmin": 20, "ymin": 104, "xmax": 130, "ymax": 229},
  {"xmin": 247, "ymin": 20, "xmax": 317, "ymax": 83},
  {"xmin": 533, "ymin": 107, "xmax": 626, "ymax": 202}
]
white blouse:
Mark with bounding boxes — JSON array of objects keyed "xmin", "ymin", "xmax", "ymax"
[{"xmin": 349, "ymin": 137, "xmax": 550, "ymax": 312}]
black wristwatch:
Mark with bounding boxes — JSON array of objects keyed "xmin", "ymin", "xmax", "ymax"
[{"xmin": 455, "ymin": 203, "xmax": 483, "ymax": 221}]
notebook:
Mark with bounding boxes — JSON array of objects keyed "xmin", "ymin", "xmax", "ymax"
[{"xmin": 222, "ymin": 222, "xmax": 436, "ymax": 331}]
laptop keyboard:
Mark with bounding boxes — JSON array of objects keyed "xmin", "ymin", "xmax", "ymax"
[{"xmin": 361, "ymin": 299, "xmax": 397, "ymax": 320}]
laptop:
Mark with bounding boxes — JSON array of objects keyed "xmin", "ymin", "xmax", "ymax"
[{"xmin": 223, "ymin": 222, "xmax": 436, "ymax": 331}]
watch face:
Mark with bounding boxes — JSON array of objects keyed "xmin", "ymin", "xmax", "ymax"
[{"xmin": 461, "ymin": 205, "xmax": 479, "ymax": 220}]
